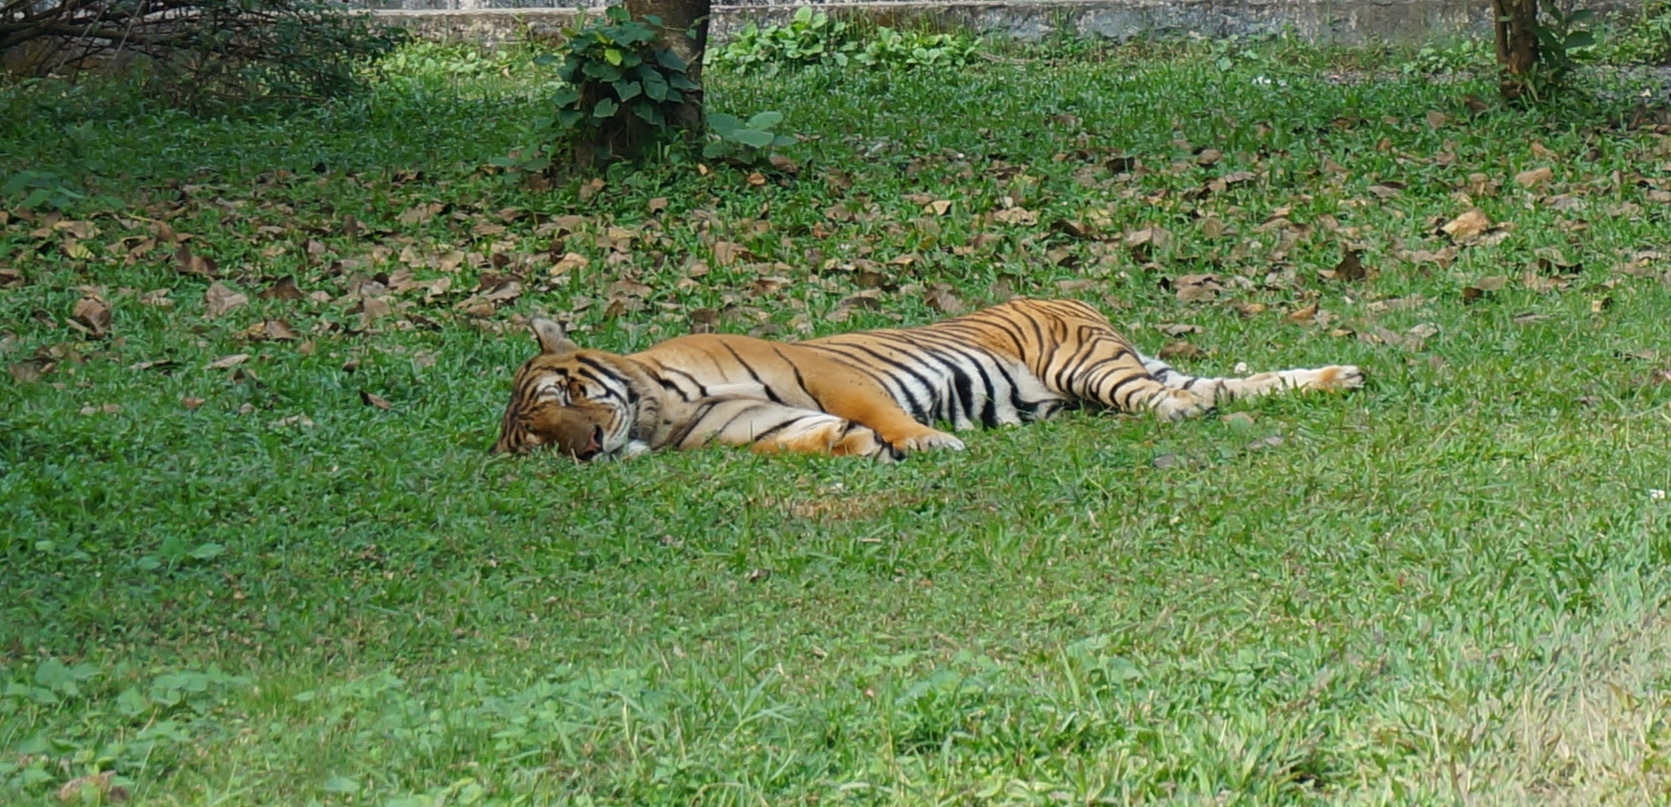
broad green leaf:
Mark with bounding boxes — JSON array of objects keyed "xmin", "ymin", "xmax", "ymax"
[
  {"xmin": 592, "ymin": 97, "xmax": 619, "ymax": 118},
  {"xmin": 640, "ymin": 70, "xmax": 669, "ymax": 101},
  {"xmin": 730, "ymin": 128, "xmax": 775, "ymax": 148},
  {"xmin": 656, "ymin": 49, "xmax": 688, "ymax": 71},
  {"xmin": 604, "ymin": 48, "xmax": 623, "ymax": 66},
  {"xmin": 551, "ymin": 86, "xmax": 581, "ymax": 107},
  {"xmin": 707, "ymin": 113, "xmax": 742, "ymax": 134},
  {"xmin": 615, "ymin": 80, "xmax": 642, "ymax": 102},
  {"xmin": 745, "ymin": 111, "xmax": 783, "ymax": 130}
]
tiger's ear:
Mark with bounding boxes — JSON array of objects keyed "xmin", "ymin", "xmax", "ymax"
[{"xmin": 530, "ymin": 318, "xmax": 577, "ymax": 356}]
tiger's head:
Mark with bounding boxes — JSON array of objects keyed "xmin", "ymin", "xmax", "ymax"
[{"xmin": 492, "ymin": 319, "xmax": 651, "ymax": 461}]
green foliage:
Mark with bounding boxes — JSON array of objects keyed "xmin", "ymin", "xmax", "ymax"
[
  {"xmin": 854, "ymin": 27, "xmax": 983, "ymax": 68},
  {"xmin": 1531, "ymin": 1, "xmax": 1599, "ymax": 84},
  {"xmin": 7, "ymin": 36, "xmax": 1671, "ymax": 805},
  {"xmin": 714, "ymin": 8, "xmax": 860, "ymax": 73},
  {"xmin": 702, "ymin": 110, "xmax": 796, "ymax": 163},
  {"xmin": 715, "ymin": 10, "xmax": 983, "ymax": 73},
  {"xmin": 1401, "ymin": 38, "xmax": 1495, "ymax": 76},
  {"xmin": 513, "ymin": 6, "xmax": 698, "ymax": 170},
  {"xmin": 145, "ymin": 0, "xmax": 409, "ymax": 110},
  {"xmin": 1600, "ymin": 0, "xmax": 1671, "ymax": 64}
]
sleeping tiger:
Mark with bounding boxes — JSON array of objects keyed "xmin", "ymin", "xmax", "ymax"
[{"xmin": 493, "ymin": 298, "xmax": 1363, "ymax": 462}]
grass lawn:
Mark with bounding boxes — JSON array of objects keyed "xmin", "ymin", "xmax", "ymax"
[{"xmin": 4, "ymin": 35, "xmax": 1671, "ymax": 806}]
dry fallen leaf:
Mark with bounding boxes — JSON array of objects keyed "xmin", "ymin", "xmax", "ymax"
[
  {"xmin": 260, "ymin": 276, "xmax": 305, "ymax": 301},
  {"xmin": 175, "ymin": 244, "xmax": 218, "ymax": 278},
  {"xmin": 1514, "ymin": 166, "xmax": 1554, "ymax": 189},
  {"xmin": 204, "ymin": 282, "xmax": 248, "ymax": 318},
  {"xmin": 1158, "ymin": 341, "xmax": 1206, "ymax": 360},
  {"xmin": 205, "ymin": 353, "xmax": 250, "ymax": 370},
  {"xmin": 359, "ymin": 390, "xmax": 393, "ymax": 410},
  {"xmin": 71, "ymin": 295, "xmax": 112, "ymax": 337},
  {"xmin": 993, "ymin": 207, "xmax": 1038, "ymax": 226},
  {"xmin": 924, "ymin": 284, "xmax": 966, "ymax": 315},
  {"xmin": 1288, "ymin": 303, "xmax": 1319, "ymax": 324},
  {"xmin": 1441, "ymin": 209, "xmax": 1492, "ymax": 241},
  {"xmin": 57, "ymin": 771, "xmax": 126, "ymax": 804},
  {"xmin": 1331, "ymin": 249, "xmax": 1368, "ymax": 282}
]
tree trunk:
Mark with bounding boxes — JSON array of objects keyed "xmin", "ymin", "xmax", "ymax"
[
  {"xmin": 1491, "ymin": 0, "xmax": 1539, "ymax": 98},
  {"xmin": 625, "ymin": 0, "xmax": 709, "ymax": 134}
]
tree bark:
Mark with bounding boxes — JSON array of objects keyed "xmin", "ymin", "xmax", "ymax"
[
  {"xmin": 625, "ymin": 0, "xmax": 708, "ymax": 133},
  {"xmin": 1491, "ymin": 0, "xmax": 1539, "ymax": 97}
]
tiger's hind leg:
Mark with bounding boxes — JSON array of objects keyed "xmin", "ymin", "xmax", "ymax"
[{"xmin": 1140, "ymin": 356, "xmax": 1365, "ymax": 409}]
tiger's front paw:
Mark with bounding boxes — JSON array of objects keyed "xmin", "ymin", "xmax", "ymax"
[
  {"xmin": 1152, "ymin": 389, "xmax": 1210, "ymax": 421},
  {"xmin": 895, "ymin": 429, "xmax": 966, "ymax": 454},
  {"xmin": 1311, "ymin": 365, "xmax": 1365, "ymax": 392}
]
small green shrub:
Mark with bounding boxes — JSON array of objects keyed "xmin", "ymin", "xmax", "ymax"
[
  {"xmin": 854, "ymin": 27, "xmax": 982, "ymax": 68},
  {"xmin": 703, "ymin": 110, "xmax": 796, "ymax": 164},
  {"xmin": 715, "ymin": 11, "xmax": 983, "ymax": 73},
  {"xmin": 1602, "ymin": 0, "xmax": 1671, "ymax": 64},
  {"xmin": 514, "ymin": 6, "xmax": 699, "ymax": 170},
  {"xmin": 715, "ymin": 8, "xmax": 860, "ymax": 73}
]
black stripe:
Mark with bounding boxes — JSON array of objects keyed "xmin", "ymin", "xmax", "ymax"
[{"xmin": 721, "ymin": 343, "xmax": 786, "ymax": 405}]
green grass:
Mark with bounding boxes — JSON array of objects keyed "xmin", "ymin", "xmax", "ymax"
[{"xmin": 4, "ymin": 38, "xmax": 1671, "ymax": 805}]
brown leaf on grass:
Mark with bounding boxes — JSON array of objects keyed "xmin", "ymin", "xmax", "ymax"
[
  {"xmin": 1050, "ymin": 218, "xmax": 1091, "ymax": 239},
  {"xmin": 926, "ymin": 199, "xmax": 953, "ymax": 216},
  {"xmin": 1232, "ymin": 301, "xmax": 1267, "ymax": 317},
  {"xmin": 71, "ymin": 295, "xmax": 112, "ymax": 337},
  {"xmin": 1591, "ymin": 297, "xmax": 1614, "ymax": 313},
  {"xmin": 8, "ymin": 361, "xmax": 44, "ymax": 383},
  {"xmin": 1171, "ymin": 273, "xmax": 1222, "ymax": 304},
  {"xmin": 358, "ymin": 296, "xmax": 394, "ymax": 329},
  {"xmin": 1328, "ymin": 249, "xmax": 1369, "ymax": 282},
  {"xmin": 204, "ymin": 282, "xmax": 248, "ymax": 318},
  {"xmin": 1155, "ymin": 323, "xmax": 1203, "ymax": 337},
  {"xmin": 1195, "ymin": 148, "xmax": 1223, "ymax": 166},
  {"xmin": 397, "ymin": 203, "xmax": 446, "ymax": 225},
  {"xmin": 688, "ymin": 307, "xmax": 720, "ymax": 333},
  {"xmin": 57, "ymin": 770, "xmax": 126, "ymax": 804},
  {"xmin": 768, "ymin": 154, "xmax": 800, "ymax": 174},
  {"xmin": 175, "ymin": 244, "xmax": 218, "ymax": 278},
  {"xmin": 181, "ymin": 396, "xmax": 206, "ymax": 409},
  {"xmin": 359, "ymin": 390, "xmax": 393, "ymax": 410},
  {"xmin": 259, "ymin": 276, "xmax": 305, "ymax": 301},
  {"xmin": 551, "ymin": 252, "xmax": 588, "ymax": 276},
  {"xmin": 1462, "ymin": 275, "xmax": 1509, "ymax": 304},
  {"xmin": 0, "ymin": 267, "xmax": 24, "ymax": 288},
  {"xmin": 712, "ymin": 241, "xmax": 745, "ymax": 267},
  {"xmin": 924, "ymin": 284, "xmax": 966, "ymax": 315},
  {"xmin": 205, "ymin": 353, "xmax": 250, "ymax": 370},
  {"xmin": 606, "ymin": 279, "xmax": 650, "ymax": 299},
  {"xmin": 481, "ymin": 280, "xmax": 523, "ymax": 304},
  {"xmin": 1158, "ymin": 341, "xmax": 1206, "ymax": 360},
  {"xmin": 1287, "ymin": 302, "xmax": 1319, "ymax": 324},
  {"xmin": 993, "ymin": 207, "xmax": 1038, "ymax": 226},
  {"xmin": 1441, "ymin": 209, "xmax": 1492, "ymax": 241},
  {"xmin": 79, "ymin": 404, "xmax": 121, "ymax": 415},
  {"xmin": 244, "ymin": 319, "xmax": 298, "ymax": 341},
  {"xmin": 1425, "ymin": 110, "xmax": 1450, "ymax": 128},
  {"xmin": 1514, "ymin": 166, "xmax": 1554, "ymax": 188}
]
